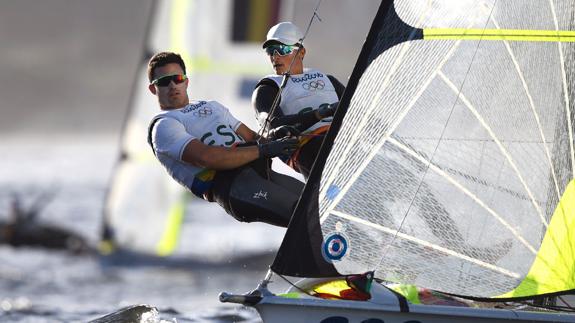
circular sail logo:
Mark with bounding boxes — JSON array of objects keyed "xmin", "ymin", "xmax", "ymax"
[{"xmin": 322, "ymin": 233, "xmax": 348, "ymax": 261}]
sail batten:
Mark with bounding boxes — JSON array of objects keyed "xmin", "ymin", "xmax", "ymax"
[
  {"xmin": 331, "ymin": 209, "xmax": 521, "ymax": 278},
  {"xmin": 388, "ymin": 137, "xmax": 538, "ymax": 254},
  {"xmin": 438, "ymin": 70, "xmax": 548, "ymax": 227},
  {"xmin": 489, "ymin": 15, "xmax": 564, "ymax": 205}
]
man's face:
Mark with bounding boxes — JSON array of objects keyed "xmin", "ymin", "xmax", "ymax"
[
  {"xmin": 148, "ymin": 63, "xmax": 189, "ymax": 110},
  {"xmin": 266, "ymin": 44, "xmax": 305, "ymax": 75}
]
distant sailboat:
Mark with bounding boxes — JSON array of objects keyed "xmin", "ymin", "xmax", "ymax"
[{"xmin": 221, "ymin": 0, "xmax": 575, "ymax": 321}]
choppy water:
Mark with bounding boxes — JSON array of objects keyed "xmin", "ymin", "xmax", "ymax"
[{"xmin": 0, "ymin": 135, "xmax": 289, "ymax": 322}]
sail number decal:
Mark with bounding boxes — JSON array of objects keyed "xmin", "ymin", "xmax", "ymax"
[{"xmin": 322, "ymin": 233, "xmax": 348, "ymax": 261}]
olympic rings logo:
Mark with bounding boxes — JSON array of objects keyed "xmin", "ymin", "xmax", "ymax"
[
  {"xmin": 302, "ymin": 80, "xmax": 325, "ymax": 91},
  {"xmin": 193, "ymin": 106, "xmax": 212, "ymax": 117}
]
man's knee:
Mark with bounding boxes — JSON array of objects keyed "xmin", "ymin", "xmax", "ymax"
[{"xmin": 227, "ymin": 167, "xmax": 296, "ymax": 227}]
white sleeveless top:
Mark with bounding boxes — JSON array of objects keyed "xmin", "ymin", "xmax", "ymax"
[
  {"xmin": 263, "ymin": 68, "xmax": 339, "ymax": 134},
  {"xmin": 149, "ymin": 100, "xmax": 244, "ymax": 196}
]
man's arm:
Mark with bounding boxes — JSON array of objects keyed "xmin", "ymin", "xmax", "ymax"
[
  {"xmin": 181, "ymin": 139, "xmax": 260, "ymax": 170},
  {"xmin": 153, "ymin": 117, "xmax": 298, "ymax": 171},
  {"xmin": 252, "ymin": 80, "xmax": 320, "ymax": 130},
  {"xmin": 234, "ymin": 123, "xmax": 260, "ymax": 142}
]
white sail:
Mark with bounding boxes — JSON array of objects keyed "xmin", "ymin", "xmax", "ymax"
[{"xmin": 318, "ymin": 0, "xmax": 575, "ymax": 298}]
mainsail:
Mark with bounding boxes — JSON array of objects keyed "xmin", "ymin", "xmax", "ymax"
[{"xmin": 273, "ymin": 0, "xmax": 575, "ymax": 301}]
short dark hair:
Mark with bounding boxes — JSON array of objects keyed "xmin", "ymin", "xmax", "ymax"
[{"xmin": 147, "ymin": 52, "xmax": 187, "ymax": 82}]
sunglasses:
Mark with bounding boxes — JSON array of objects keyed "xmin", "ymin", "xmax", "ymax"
[
  {"xmin": 151, "ymin": 74, "xmax": 187, "ymax": 87},
  {"xmin": 265, "ymin": 44, "xmax": 298, "ymax": 56}
]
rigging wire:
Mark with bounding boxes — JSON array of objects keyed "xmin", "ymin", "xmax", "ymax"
[
  {"xmin": 275, "ymin": 272, "xmax": 316, "ymax": 296},
  {"xmin": 558, "ymin": 296, "xmax": 575, "ymax": 310}
]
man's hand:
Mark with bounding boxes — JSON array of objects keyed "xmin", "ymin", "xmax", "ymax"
[
  {"xmin": 316, "ymin": 101, "xmax": 339, "ymax": 119},
  {"xmin": 258, "ymin": 137, "xmax": 299, "ymax": 159},
  {"xmin": 268, "ymin": 125, "xmax": 301, "ymax": 140}
]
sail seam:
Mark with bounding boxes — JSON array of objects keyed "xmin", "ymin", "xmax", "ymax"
[
  {"xmin": 329, "ymin": 209, "xmax": 521, "ymax": 278},
  {"xmin": 489, "ymin": 15, "xmax": 562, "ymax": 203},
  {"xmin": 389, "ymin": 137, "xmax": 537, "ymax": 254},
  {"xmin": 438, "ymin": 71, "xmax": 549, "ymax": 227}
]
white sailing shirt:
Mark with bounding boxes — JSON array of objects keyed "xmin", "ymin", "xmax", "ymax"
[
  {"xmin": 149, "ymin": 100, "xmax": 244, "ymax": 196},
  {"xmin": 262, "ymin": 68, "xmax": 339, "ymax": 134}
]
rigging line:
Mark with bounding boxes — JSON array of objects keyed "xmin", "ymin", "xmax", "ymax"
[
  {"xmin": 275, "ymin": 272, "xmax": 315, "ymax": 297},
  {"xmin": 489, "ymin": 15, "xmax": 562, "ymax": 202},
  {"xmin": 558, "ymin": 296, "xmax": 575, "ymax": 309},
  {"xmin": 320, "ymin": 11, "xmax": 473, "ymax": 221},
  {"xmin": 329, "ymin": 209, "xmax": 521, "ymax": 278},
  {"xmin": 258, "ymin": 0, "xmax": 324, "ymax": 138},
  {"xmin": 438, "ymin": 71, "xmax": 549, "ymax": 227},
  {"xmin": 549, "ymin": 0, "xmax": 575, "ymax": 179},
  {"xmin": 320, "ymin": 0, "xmax": 435, "ymax": 206},
  {"xmin": 388, "ymin": 137, "xmax": 537, "ymax": 254}
]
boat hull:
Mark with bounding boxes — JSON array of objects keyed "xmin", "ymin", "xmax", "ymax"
[{"xmin": 255, "ymin": 296, "xmax": 575, "ymax": 323}]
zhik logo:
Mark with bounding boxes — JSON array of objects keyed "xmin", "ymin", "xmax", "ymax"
[{"xmin": 253, "ymin": 190, "xmax": 268, "ymax": 200}]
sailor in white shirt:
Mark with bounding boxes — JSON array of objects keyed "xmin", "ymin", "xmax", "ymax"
[
  {"xmin": 252, "ymin": 22, "xmax": 346, "ymax": 179},
  {"xmin": 147, "ymin": 52, "xmax": 303, "ymax": 227}
]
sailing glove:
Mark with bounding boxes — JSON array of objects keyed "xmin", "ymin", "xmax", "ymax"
[
  {"xmin": 316, "ymin": 101, "xmax": 340, "ymax": 119},
  {"xmin": 268, "ymin": 125, "xmax": 301, "ymax": 140},
  {"xmin": 258, "ymin": 137, "xmax": 299, "ymax": 159}
]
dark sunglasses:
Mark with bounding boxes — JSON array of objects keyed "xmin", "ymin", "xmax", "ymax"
[
  {"xmin": 151, "ymin": 74, "xmax": 187, "ymax": 87},
  {"xmin": 265, "ymin": 44, "xmax": 298, "ymax": 56}
]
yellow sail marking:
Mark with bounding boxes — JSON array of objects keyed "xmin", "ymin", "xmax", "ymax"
[
  {"xmin": 155, "ymin": 193, "xmax": 187, "ymax": 256},
  {"xmin": 424, "ymin": 28, "xmax": 575, "ymax": 42},
  {"xmin": 147, "ymin": 0, "xmax": 193, "ymax": 257},
  {"xmin": 497, "ymin": 179, "xmax": 575, "ymax": 298}
]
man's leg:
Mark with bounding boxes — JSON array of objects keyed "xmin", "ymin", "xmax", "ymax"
[
  {"xmin": 226, "ymin": 167, "xmax": 300, "ymax": 227},
  {"xmin": 268, "ymin": 169, "xmax": 304, "ymax": 196}
]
